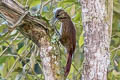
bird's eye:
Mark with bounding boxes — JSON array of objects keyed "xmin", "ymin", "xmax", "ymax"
[{"xmin": 56, "ymin": 14, "xmax": 59, "ymax": 17}]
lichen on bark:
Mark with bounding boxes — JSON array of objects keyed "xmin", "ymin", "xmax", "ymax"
[{"xmin": 80, "ymin": 0, "xmax": 113, "ymax": 80}]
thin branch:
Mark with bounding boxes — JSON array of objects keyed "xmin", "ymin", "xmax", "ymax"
[
  {"xmin": 26, "ymin": 63, "xmax": 40, "ymax": 80},
  {"xmin": 43, "ymin": 0, "xmax": 52, "ymax": 7},
  {"xmin": 9, "ymin": 10, "xmax": 29, "ymax": 31},
  {"xmin": 39, "ymin": 0, "xmax": 52, "ymax": 14},
  {"xmin": 111, "ymin": 50, "xmax": 118, "ymax": 62},
  {"xmin": 5, "ymin": 41, "xmax": 32, "ymax": 78},
  {"xmin": 25, "ymin": 0, "xmax": 29, "ymax": 7},
  {"xmin": 111, "ymin": 45, "xmax": 120, "ymax": 52},
  {"xmin": 29, "ymin": 17, "xmax": 48, "ymax": 30},
  {"xmin": 0, "ymin": 10, "xmax": 29, "ymax": 44},
  {"xmin": 0, "ymin": 37, "xmax": 24, "ymax": 57},
  {"xmin": 6, "ymin": 57, "xmax": 19, "ymax": 78},
  {"xmin": 0, "ymin": 9, "xmax": 29, "ymax": 57},
  {"xmin": 30, "ymin": 44, "xmax": 36, "ymax": 72},
  {"xmin": 2, "ymin": 54, "xmax": 18, "ymax": 57},
  {"xmin": 39, "ymin": 0, "xmax": 43, "ymax": 14},
  {"xmin": 0, "ymin": 33, "xmax": 20, "ymax": 57}
]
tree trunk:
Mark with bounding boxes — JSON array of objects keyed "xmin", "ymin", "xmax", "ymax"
[
  {"xmin": 0, "ymin": 0, "xmax": 64, "ymax": 80},
  {"xmin": 80, "ymin": 0, "xmax": 113, "ymax": 80}
]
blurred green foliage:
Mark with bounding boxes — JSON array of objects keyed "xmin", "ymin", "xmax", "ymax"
[{"xmin": 0, "ymin": 0, "xmax": 120, "ymax": 80}]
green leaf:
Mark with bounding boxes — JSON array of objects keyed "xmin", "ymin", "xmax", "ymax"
[
  {"xmin": 2, "ymin": 57, "xmax": 15, "ymax": 77},
  {"xmin": 79, "ymin": 31, "xmax": 84, "ymax": 47},
  {"xmin": 114, "ymin": 1, "xmax": 120, "ymax": 14},
  {"xmin": 18, "ymin": 45, "xmax": 26, "ymax": 54},
  {"xmin": 0, "ymin": 56, "xmax": 8, "ymax": 64},
  {"xmin": 30, "ymin": 0, "xmax": 41, "ymax": 8},
  {"xmin": 0, "ymin": 24, "xmax": 7, "ymax": 33}
]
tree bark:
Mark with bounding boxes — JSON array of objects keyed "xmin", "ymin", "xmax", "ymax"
[
  {"xmin": 80, "ymin": 0, "xmax": 113, "ymax": 80},
  {"xmin": 0, "ymin": 0, "xmax": 64, "ymax": 80}
]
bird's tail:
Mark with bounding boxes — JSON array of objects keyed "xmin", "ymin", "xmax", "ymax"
[{"xmin": 64, "ymin": 50, "xmax": 73, "ymax": 77}]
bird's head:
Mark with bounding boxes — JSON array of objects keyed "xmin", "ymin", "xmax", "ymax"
[{"xmin": 51, "ymin": 8, "xmax": 71, "ymax": 23}]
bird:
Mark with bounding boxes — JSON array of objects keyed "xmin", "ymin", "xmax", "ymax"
[{"xmin": 52, "ymin": 8, "xmax": 76, "ymax": 77}]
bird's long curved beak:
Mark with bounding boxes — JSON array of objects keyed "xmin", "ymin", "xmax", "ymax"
[{"xmin": 51, "ymin": 16, "xmax": 58, "ymax": 24}]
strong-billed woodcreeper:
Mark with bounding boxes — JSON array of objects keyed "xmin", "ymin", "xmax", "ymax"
[{"xmin": 52, "ymin": 8, "xmax": 76, "ymax": 77}]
